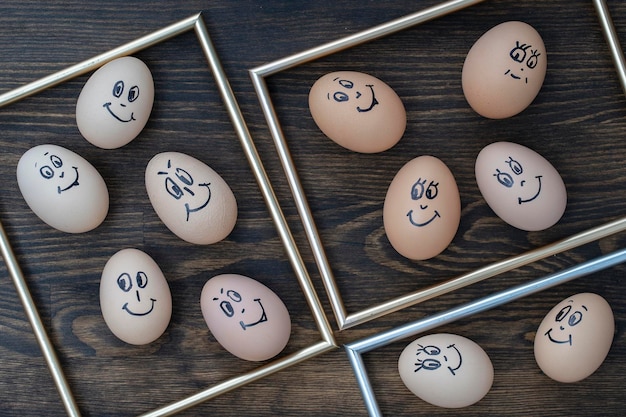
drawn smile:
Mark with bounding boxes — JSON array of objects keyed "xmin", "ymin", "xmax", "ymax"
[
  {"xmin": 122, "ymin": 298, "xmax": 156, "ymax": 316},
  {"xmin": 518, "ymin": 175, "xmax": 543, "ymax": 204},
  {"xmin": 444, "ymin": 344, "xmax": 463, "ymax": 376},
  {"xmin": 239, "ymin": 298, "xmax": 268, "ymax": 330},
  {"xmin": 407, "ymin": 209, "xmax": 441, "ymax": 227},
  {"xmin": 184, "ymin": 182, "xmax": 212, "ymax": 221},
  {"xmin": 103, "ymin": 102, "xmax": 136, "ymax": 122},
  {"xmin": 504, "ymin": 69, "xmax": 527, "ymax": 83},
  {"xmin": 544, "ymin": 328, "xmax": 572, "ymax": 345},
  {"xmin": 356, "ymin": 84, "xmax": 379, "ymax": 112},
  {"xmin": 57, "ymin": 166, "xmax": 80, "ymax": 194}
]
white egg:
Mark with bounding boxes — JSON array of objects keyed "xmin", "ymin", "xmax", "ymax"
[{"xmin": 16, "ymin": 144, "xmax": 109, "ymax": 233}]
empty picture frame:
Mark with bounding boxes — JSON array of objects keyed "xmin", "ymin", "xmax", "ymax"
[{"xmin": 0, "ymin": 13, "xmax": 336, "ymax": 417}]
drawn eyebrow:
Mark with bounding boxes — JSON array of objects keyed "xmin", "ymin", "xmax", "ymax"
[{"xmin": 582, "ymin": 305, "xmax": 588, "ymax": 311}]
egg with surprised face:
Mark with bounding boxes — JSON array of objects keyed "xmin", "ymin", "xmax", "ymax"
[
  {"xmin": 200, "ymin": 274, "xmax": 291, "ymax": 361},
  {"xmin": 475, "ymin": 142, "xmax": 566, "ymax": 231},
  {"xmin": 309, "ymin": 71, "xmax": 406, "ymax": 153},
  {"xmin": 16, "ymin": 144, "xmax": 109, "ymax": 233},
  {"xmin": 76, "ymin": 56, "xmax": 154, "ymax": 149},
  {"xmin": 99, "ymin": 248, "xmax": 172, "ymax": 345},
  {"xmin": 145, "ymin": 152, "xmax": 237, "ymax": 245},
  {"xmin": 383, "ymin": 155, "xmax": 461, "ymax": 260},
  {"xmin": 398, "ymin": 333, "xmax": 494, "ymax": 408},
  {"xmin": 534, "ymin": 293, "xmax": 614, "ymax": 383},
  {"xmin": 462, "ymin": 21, "xmax": 547, "ymax": 119}
]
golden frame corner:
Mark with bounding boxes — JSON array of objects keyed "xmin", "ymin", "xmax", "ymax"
[
  {"xmin": 0, "ymin": 13, "xmax": 337, "ymax": 417},
  {"xmin": 251, "ymin": 0, "xmax": 626, "ymax": 415}
]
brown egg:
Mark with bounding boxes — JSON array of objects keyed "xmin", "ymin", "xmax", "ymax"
[
  {"xmin": 383, "ymin": 155, "xmax": 461, "ymax": 260},
  {"xmin": 308, "ymin": 71, "xmax": 406, "ymax": 153},
  {"xmin": 462, "ymin": 21, "xmax": 547, "ymax": 119}
]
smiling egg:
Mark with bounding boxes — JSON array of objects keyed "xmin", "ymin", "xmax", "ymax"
[
  {"xmin": 76, "ymin": 56, "xmax": 154, "ymax": 149},
  {"xmin": 398, "ymin": 333, "xmax": 494, "ymax": 408},
  {"xmin": 534, "ymin": 293, "xmax": 614, "ymax": 383},
  {"xmin": 475, "ymin": 141, "xmax": 566, "ymax": 231},
  {"xmin": 100, "ymin": 248, "xmax": 172, "ymax": 345},
  {"xmin": 309, "ymin": 71, "xmax": 406, "ymax": 153},
  {"xmin": 462, "ymin": 21, "xmax": 547, "ymax": 119},
  {"xmin": 16, "ymin": 144, "xmax": 109, "ymax": 233},
  {"xmin": 383, "ymin": 155, "xmax": 461, "ymax": 260},
  {"xmin": 145, "ymin": 152, "xmax": 237, "ymax": 245},
  {"xmin": 200, "ymin": 274, "xmax": 291, "ymax": 361}
]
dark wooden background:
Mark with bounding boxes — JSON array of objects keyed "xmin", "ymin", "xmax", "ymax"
[{"xmin": 1, "ymin": 0, "xmax": 626, "ymax": 416}]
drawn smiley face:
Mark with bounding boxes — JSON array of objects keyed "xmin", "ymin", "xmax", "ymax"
[
  {"xmin": 413, "ymin": 343, "xmax": 463, "ymax": 376},
  {"xmin": 157, "ymin": 159, "xmax": 212, "ymax": 222},
  {"xmin": 543, "ymin": 299, "xmax": 587, "ymax": 346},
  {"xmin": 212, "ymin": 287, "xmax": 268, "ymax": 331},
  {"xmin": 34, "ymin": 150, "xmax": 80, "ymax": 195},
  {"xmin": 326, "ymin": 76, "xmax": 379, "ymax": 113},
  {"xmin": 406, "ymin": 177, "xmax": 441, "ymax": 227},
  {"xmin": 103, "ymin": 79, "xmax": 140, "ymax": 123},
  {"xmin": 492, "ymin": 155, "xmax": 543, "ymax": 205},
  {"xmin": 116, "ymin": 271, "xmax": 157, "ymax": 317},
  {"xmin": 505, "ymin": 40, "xmax": 541, "ymax": 84}
]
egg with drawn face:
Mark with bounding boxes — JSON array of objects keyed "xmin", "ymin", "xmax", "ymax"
[
  {"xmin": 76, "ymin": 56, "xmax": 154, "ymax": 149},
  {"xmin": 383, "ymin": 155, "xmax": 461, "ymax": 260},
  {"xmin": 398, "ymin": 333, "xmax": 494, "ymax": 408},
  {"xmin": 309, "ymin": 71, "xmax": 406, "ymax": 153},
  {"xmin": 145, "ymin": 152, "xmax": 237, "ymax": 245},
  {"xmin": 462, "ymin": 21, "xmax": 547, "ymax": 119},
  {"xmin": 16, "ymin": 144, "xmax": 109, "ymax": 233},
  {"xmin": 200, "ymin": 274, "xmax": 291, "ymax": 361},
  {"xmin": 534, "ymin": 293, "xmax": 614, "ymax": 383},
  {"xmin": 99, "ymin": 248, "xmax": 172, "ymax": 345},
  {"xmin": 475, "ymin": 142, "xmax": 566, "ymax": 231}
]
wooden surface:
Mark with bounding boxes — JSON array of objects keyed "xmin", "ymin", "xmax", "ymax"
[{"xmin": 1, "ymin": 0, "xmax": 626, "ymax": 416}]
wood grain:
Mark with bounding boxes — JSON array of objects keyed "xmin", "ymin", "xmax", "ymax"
[{"xmin": 1, "ymin": 0, "xmax": 626, "ymax": 416}]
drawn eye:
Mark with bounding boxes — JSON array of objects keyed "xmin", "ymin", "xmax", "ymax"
[
  {"xmin": 227, "ymin": 290, "xmax": 242, "ymax": 302},
  {"xmin": 425, "ymin": 181, "xmax": 439, "ymax": 200},
  {"xmin": 113, "ymin": 80, "xmax": 124, "ymax": 98},
  {"xmin": 417, "ymin": 344, "xmax": 441, "ymax": 355},
  {"xmin": 527, "ymin": 51, "xmax": 540, "ymax": 69},
  {"xmin": 509, "ymin": 42, "xmax": 529, "ymax": 63},
  {"xmin": 555, "ymin": 305, "xmax": 572, "ymax": 322},
  {"xmin": 494, "ymin": 169, "xmax": 514, "ymax": 188},
  {"xmin": 220, "ymin": 301, "xmax": 235, "ymax": 317},
  {"xmin": 506, "ymin": 157, "xmax": 523, "ymax": 175},
  {"xmin": 411, "ymin": 179, "xmax": 427, "ymax": 200},
  {"xmin": 136, "ymin": 271, "xmax": 148, "ymax": 289},
  {"xmin": 333, "ymin": 91, "xmax": 349, "ymax": 102},
  {"xmin": 338, "ymin": 79, "xmax": 353, "ymax": 88},
  {"xmin": 420, "ymin": 358, "xmax": 441, "ymax": 370},
  {"xmin": 40, "ymin": 165, "xmax": 54, "ymax": 179},
  {"xmin": 175, "ymin": 167, "xmax": 193, "ymax": 186},
  {"xmin": 50, "ymin": 155, "xmax": 63, "ymax": 168},
  {"xmin": 117, "ymin": 273, "xmax": 132, "ymax": 292},
  {"xmin": 165, "ymin": 177, "xmax": 183, "ymax": 199},
  {"xmin": 128, "ymin": 85, "xmax": 139, "ymax": 102},
  {"xmin": 568, "ymin": 311, "xmax": 583, "ymax": 326}
]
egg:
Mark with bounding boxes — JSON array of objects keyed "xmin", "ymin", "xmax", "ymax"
[
  {"xmin": 200, "ymin": 273, "xmax": 291, "ymax": 361},
  {"xmin": 76, "ymin": 56, "xmax": 154, "ymax": 149},
  {"xmin": 16, "ymin": 144, "xmax": 109, "ymax": 233},
  {"xmin": 534, "ymin": 292, "xmax": 614, "ymax": 383},
  {"xmin": 462, "ymin": 21, "xmax": 547, "ymax": 119},
  {"xmin": 383, "ymin": 155, "xmax": 460, "ymax": 260},
  {"xmin": 475, "ymin": 141, "xmax": 566, "ymax": 231},
  {"xmin": 308, "ymin": 71, "xmax": 406, "ymax": 153},
  {"xmin": 145, "ymin": 151, "xmax": 237, "ymax": 245},
  {"xmin": 99, "ymin": 248, "xmax": 172, "ymax": 345},
  {"xmin": 398, "ymin": 333, "xmax": 493, "ymax": 408}
]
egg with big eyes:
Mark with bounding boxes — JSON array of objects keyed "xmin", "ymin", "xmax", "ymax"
[
  {"xmin": 200, "ymin": 274, "xmax": 291, "ymax": 361},
  {"xmin": 398, "ymin": 333, "xmax": 494, "ymax": 408},
  {"xmin": 462, "ymin": 21, "xmax": 547, "ymax": 119},
  {"xmin": 534, "ymin": 292, "xmax": 614, "ymax": 383},
  {"xmin": 145, "ymin": 152, "xmax": 237, "ymax": 245},
  {"xmin": 308, "ymin": 71, "xmax": 406, "ymax": 153},
  {"xmin": 76, "ymin": 56, "xmax": 154, "ymax": 149},
  {"xmin": 100, "ymin": 248, "xmax": 172, "ymax": 345},
  {"xmin": 16, "ymin": 144, "xmax": 109, "ymax": 233},
  {"xmin": 475, "ymin": 141, "xmax": 566, "ymax": 231},
  {"xmin": 383, "ymin": 155, "xmax": 461, "ymax": 260}
]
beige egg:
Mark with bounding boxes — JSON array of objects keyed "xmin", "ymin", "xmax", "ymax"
[
  {"xmin": 200, "ymin": 274, "xmax": 291, "ymax": 361},
  {"xmin": 309, "ymin": 71, "xmax": 406, "ymax": 153},
  {"xmin": 383, "ymin": 155, "xmax": 460, "ymax": 260},
  {"xmin": 16, "ymin": 144, "xmax": 109, "ymax": 233},
  {"xmin": 100, "ymin": 248, "xmax": 172, "ymax": 345},
  {"xmin": 76, "ymin": 56, "xmax": 154, "ymax": 149},
  {"xmin": 145, "ymin": 152, "xmax": 237, "ymax": 245},
  {"xmin": 475, "ymin": 141, "xmax": 566, "ymax": 231},
  {"xmin": 398, "ymin": 333, "xmax": 493, "ymax": 408},
  {"xmin": 534, "ymin": 293, "xmax": 614, "ymax": 383},
  {"xmin": 462, "ymin": 21, "xmax": 547, "ymax": 119}
]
